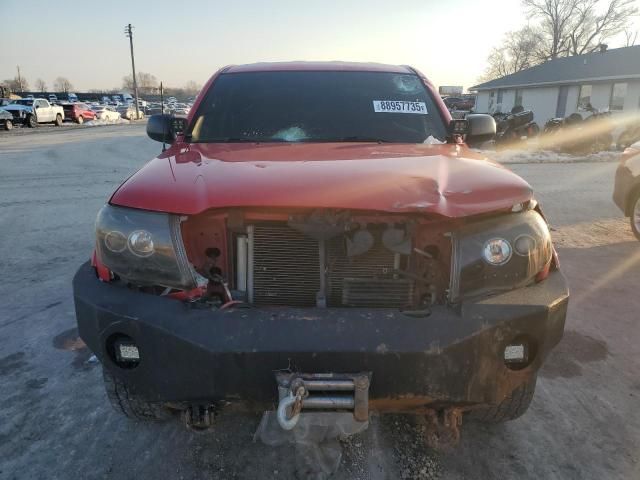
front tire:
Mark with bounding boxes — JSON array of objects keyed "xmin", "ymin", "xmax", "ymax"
[
  {"xmin": 466, "ymin": 376, "xmax": 537, "ymax": 423},
  {"xmin": 102, "ymin": 368, "xmax": 171, "ymax": 421},
  {"xmin": 4, "ymin": 119, "xmax": 12, "ymax": 131},
  {"xmin": 54, "ymin": 114, "xmax": 63, "ymax": 126},
  {"xmin": 27, "ymin": 114, "xmax": 37, "ymax": 128},
  {"xmin": 76, "ymin": 115, "xmax": 84, "ymax": 124}
]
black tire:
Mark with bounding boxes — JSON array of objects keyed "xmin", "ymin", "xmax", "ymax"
[
  {"xmin": 102, "ymin": 368, "xmax": 171, "ymax": 421},
  {"xmin": 629, "ymin": 190, "xmax": 640, "ymax": 241},
  {"xmin": 77, "ymin": 115, "xmax": 84, "ymax": 124},
  {"xmin": 4, "ymin": 119, "xmax": 12, "ymax": 131},
  {"xmin": 466, "ymin": 376, "xmax": 537, "ymax": 423},
  {"xmin": 27, "ymin": 114, "xmax": 37, "ymax": 128},
  {"xmin": 54, "ymin": 114, "xmax": 63, "ymax": 126}
]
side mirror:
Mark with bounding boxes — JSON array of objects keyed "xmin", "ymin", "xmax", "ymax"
[
  {"xmin": 146, "ymin": 114, "xmax": 188, "ymax": 144},
  {"xmin": 465, "ymin": 114, "xmax": 496, "ymax": 146}
]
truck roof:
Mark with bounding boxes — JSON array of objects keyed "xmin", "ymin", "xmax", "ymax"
[{"xmin": 225, "ymin": 61, "xmax": 413, "ymax": 74}]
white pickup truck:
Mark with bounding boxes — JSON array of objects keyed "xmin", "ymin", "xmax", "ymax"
[{"xmin": 3, "ymin": 98, "xmax": 65, "ymax": 128}]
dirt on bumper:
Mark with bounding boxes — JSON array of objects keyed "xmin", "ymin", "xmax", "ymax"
[{"xmin": 73, "ymin": 262, "xmax": 568, "ymax": 412}]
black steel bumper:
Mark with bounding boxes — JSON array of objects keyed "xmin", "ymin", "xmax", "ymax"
[
  {"xmin": 613, "ymin": 165, "xmax": 636, "ymax": 215},
  {"xmin": 73, "ymin": 262, "xmax": 568, "ymax": 411}
]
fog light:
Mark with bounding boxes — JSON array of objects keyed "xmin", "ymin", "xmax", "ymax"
[
  {"xmin": 504, "ymin": 343, "xmax": 528, "ymax": 364},
  {"xmin": 115, "ymin": 341, "xmax": 140, "ymax": 363}
]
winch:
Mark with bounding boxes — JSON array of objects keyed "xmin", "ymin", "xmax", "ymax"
[{"xmin": 275, "ymin": 372, "xmax": 371, "ymax": 430}]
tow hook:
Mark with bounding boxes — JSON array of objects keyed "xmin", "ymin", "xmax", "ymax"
[
  {"xmin": 423, "ymin": 408, "xmax": 463, "ymax": 451},
  {"xmin": 275, "ymin": 373, "xmax": 371, "ymax": 430}
]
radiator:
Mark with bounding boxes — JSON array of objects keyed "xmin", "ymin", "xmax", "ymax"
[{"xmin": 250, "ymin": 224, "xmax": 413, "ymax": 308}]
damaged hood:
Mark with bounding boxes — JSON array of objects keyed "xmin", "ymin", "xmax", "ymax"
[{"xmin": 110, "ymin": 143, "xmax": 533, "ymax": 217}]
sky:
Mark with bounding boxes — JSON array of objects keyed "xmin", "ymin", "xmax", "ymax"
[{"xmin": 1, "ymin": 0, "xmax": 638, "ymax": 92}]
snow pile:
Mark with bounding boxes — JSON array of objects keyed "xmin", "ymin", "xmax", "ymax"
[
  {"xmin": 84, "ymin": 117, "xmax": 130, "ymax": 127},
  {"xmin": 478, "ymin": 148, "xmax": 620, "ymax": 164}
]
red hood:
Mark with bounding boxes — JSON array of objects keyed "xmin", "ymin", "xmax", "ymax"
[{"xmin": 110, "ymin": 143, "xmax": 533, "ymax": 217}]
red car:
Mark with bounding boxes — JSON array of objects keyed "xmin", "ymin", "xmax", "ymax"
[
  {"xmin": 73, "ymin": 62, "xmax": 568, "ymax": 447},
  {"xmin": 62, "ymin": 102, "xmax": 96, "ymax": 124}
]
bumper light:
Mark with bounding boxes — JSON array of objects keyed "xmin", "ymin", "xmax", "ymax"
[
  {"xmin": 115, "ymin": 341, "xmax": 140, "ymax": 363},
  {"xmin": 504, "ymin": 343, "xmax": 527, "ymax": 364}
]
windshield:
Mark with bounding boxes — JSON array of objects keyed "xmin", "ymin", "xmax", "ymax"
[
  {"xmin": 11, "ymin": 99, "xmax": 34, "ymax": 106},
  {"xmin": 188, "ymin": 71, "xmax": 447, "ymax": 143}
]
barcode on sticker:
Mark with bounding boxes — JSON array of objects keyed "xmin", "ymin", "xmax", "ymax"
[{"xmin": 373, "ymin": 100, "xmax": 428, "ymax": 114}]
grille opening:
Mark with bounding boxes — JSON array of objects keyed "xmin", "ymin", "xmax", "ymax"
[{"xmin": 250, "ymin": 223, "xmax": 415, "ymax": 308}]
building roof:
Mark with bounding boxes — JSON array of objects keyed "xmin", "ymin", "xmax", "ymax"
[
  {"xmin": 472, "ymin": 45, "xmax": 640, "ymax": 91},
  {"xmin": 225, "ymin": 61, "xmax": 412, "ymax": 74}
]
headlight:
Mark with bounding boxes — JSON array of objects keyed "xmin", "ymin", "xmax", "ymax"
[
  {"xmin": 450, "ymin": 210, "xmax": 552, "ymax": 301},
  {"xmin": 95, "ymin": 204, "xmax": 196, "ymax": 289}
]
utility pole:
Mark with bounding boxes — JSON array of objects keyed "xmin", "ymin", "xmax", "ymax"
[
  {"xmin": 124, "ymin": 24, "xmax": 140, "ymax": 120},
  {"xmin": 16, "ymin": 65, "xmax": 23, "ymax": 92}
]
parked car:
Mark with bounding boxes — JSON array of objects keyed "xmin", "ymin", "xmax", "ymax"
[
  {"xmin": 613, "ymin": 141, "xmax": 640, "ymax": 239},
  {"xmin": 73, "ymin": 62, "xmax": 568, "ymax": 448},
  {"xmin": 0, "ymin": 98, "xmax": 11, "ymax": 107},
  {"xmin": 116, "ymin": 104, "xmax": 144, "ymax": 120},
  {"xmin": 48, "ymin": 94, "xmax": 58, "ymax": 104},
  {"xmin": 62, "ymin": 102, "xmax": 97, "ymax": 124},
  {"xmin": 0, "ymin": 108, "xmax": 13, "ymax": 130},
  {"xmin": 3, "ymin": 98, "xmax": 64, "ymax": 127},
  {"xmin": 92, "ymin": 105, "xmax": 121, "ymax": 121}
]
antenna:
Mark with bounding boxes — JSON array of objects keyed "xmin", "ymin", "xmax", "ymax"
[{"xmin": 160, "ymin": 81, "xmax": 166, "ymax": 152}]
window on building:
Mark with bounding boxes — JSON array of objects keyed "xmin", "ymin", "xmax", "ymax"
[
  {"xmin": 577, "ymin": 85, "xmax": 592, "ymax": 110},
  {"xmin": 514, "ymin": 89, "xmax": 523, "ymax": 107},
  {"xmin": 610, "ymin": 83, "xmax": 627, "ymax": 111},
  {"xmin": 489, "ymin": 91, "xmax": 495, "ymax": 111},
  {"xmin": 497, "ymin": 90, "xmax": 503, "ymax": 104}
]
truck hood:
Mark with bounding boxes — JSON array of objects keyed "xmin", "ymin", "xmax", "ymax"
[
  {"xmin": 2, "ymin": 104, "xmax": 32, "ymax": 113},
  {"xmin": 110, "ymin": 143, "xmax": 533, "ymax": 217}
]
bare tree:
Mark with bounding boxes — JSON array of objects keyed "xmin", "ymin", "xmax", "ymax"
[
  {"xmin": 183, "ymin": 80, "xmax": 202, "ymax": 95},
  {"xmin": 523, "ymin": 0, "xmax": 639, "ymax": 59},
  {"xmin": 54, "ymin": 77, "xmax": 73, "ymax": 93},
  {"xmin": 2, "ymin": 76, "xmax": 29, "ymax": 92},
  {"xmin": 479, "ymin": 27, "xmax": 546, "ymax": 82},
  {"xmin": 567, "ymin": 0, "xmax": 638, "ymax": 55},
  {"xmin": 35, "ymin": 78, "xmax": 47, "ymax": 93},
  {"xmin": 523, "ymin": 0, "xmax": 580, "ymax": 58},
  {"xmin": 624, "ymin": 29, "xmax": 638, "ymax": 46},
  {"xmin": 123, "ymin": 72, "xmax": 158, "ymax": 95}
]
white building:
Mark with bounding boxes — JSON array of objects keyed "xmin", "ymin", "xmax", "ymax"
[{"xmin": 472, "ymin": 45, "xmax": 640, "ymax": 125}]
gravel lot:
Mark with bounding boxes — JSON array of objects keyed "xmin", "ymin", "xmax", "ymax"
[{"xmin": 0, "ymin": 125, "xmax": 638, "ymax": 479}]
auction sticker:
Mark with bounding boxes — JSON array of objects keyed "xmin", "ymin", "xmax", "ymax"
[{"xmin": 373, "ymin": 100, "xmax": 427, "ymax": 114}]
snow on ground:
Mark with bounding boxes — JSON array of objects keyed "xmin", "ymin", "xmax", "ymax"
[
  {"xmin": 84, "ymin": 117, "xmax": 130, "ymax": 127},
  {"xmin": 485, "ymin": 148, "xmax": 620, "ymax": 164}
]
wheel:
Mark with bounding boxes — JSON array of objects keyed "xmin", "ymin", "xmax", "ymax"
[
  {"xmin": 102, "ymin": 368, "xmax": 171, "ymax": 421},
  {"xmin": 630, "ymin": 190, "xmax": 640, "ymax": 241},
  {"xmin": 466, "ymin": 376, "xmax": 537, "ymax": 423},
  {"xmin": 54, "ymin": 114, "xmax": 63, "ymax": 126},
  {"xmin": 77, "ymin": 115, "xmax": 84, "ymax": 124},
  {"xmin": 4, "ymin": 119, "xmax": 12, "ymax": 131},
  {"xmin": 27, "ymin": 114, "xmax": 37, "ymax": 128}
]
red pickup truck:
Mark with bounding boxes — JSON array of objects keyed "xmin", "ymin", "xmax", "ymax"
[{"xmin": 73, "ymin": 62, "xmax": 568, "ymax": 447}]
